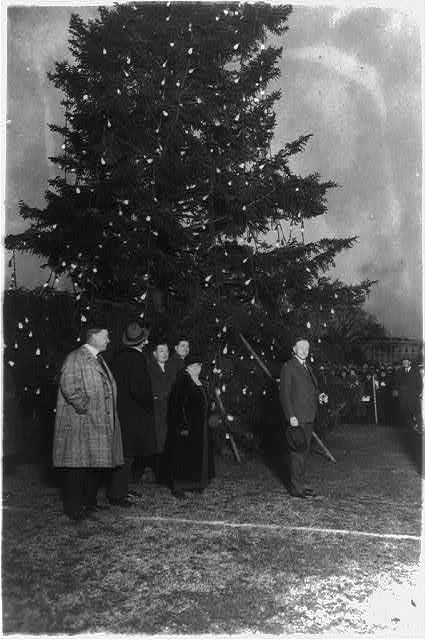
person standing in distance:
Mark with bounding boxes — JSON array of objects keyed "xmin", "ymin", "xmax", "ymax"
[
  {"xmin": 53, "ymin": 326, "xmax": 124, "ymax": 521},
  {"xmin": 280, "ymin": 337, "xmax": 318, "ymax": 499},
  {"xmin": 394, "ymin": 358, "xmax": 423, "ymax": 429}
]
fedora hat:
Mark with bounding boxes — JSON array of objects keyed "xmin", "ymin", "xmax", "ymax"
[{"xmin": 122, "ymin": 322, "xmax": 148, "ymax": 347}]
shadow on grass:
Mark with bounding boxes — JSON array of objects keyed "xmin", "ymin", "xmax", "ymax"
[
  {"xmin": 393, "ymin": 426, "xmax": 424, "ymax": 477},
  {"xmin": 252, "ymin": 380, "xmax": 290, "ymax": 487}
]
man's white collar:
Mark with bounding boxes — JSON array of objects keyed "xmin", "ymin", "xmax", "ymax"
[{"xmin": 84, "ymin": 343, "xmax": 99, "ymax": 357}]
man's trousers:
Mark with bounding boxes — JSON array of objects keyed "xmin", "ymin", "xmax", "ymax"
[
  {"xmin": 62, "ymin": 467, "xmax": 104, "ymax": 518},
  {"xmin": 107, "ymin": 456, "xmax": 134, "ymax": 500},
  {"xmin": 286, "ymin": 421, "xmax": 314, "ymax": 494}
]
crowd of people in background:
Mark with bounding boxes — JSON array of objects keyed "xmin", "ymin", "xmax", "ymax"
[{"xmin": 315, "ymin": 358, "xmax": 424, "ymax": 433}]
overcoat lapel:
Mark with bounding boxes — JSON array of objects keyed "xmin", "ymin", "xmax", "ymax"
[
  {"xmin": 96, "ymin": 353, "xmax": 114, "ymax": 385},
  {"xmin": 305, "ymin": 364, "xmax": 318, "ymax": 388},
  {"xmin": 293, "ymin": 357, "xmax": 318, "ymax": 388},
  {"xmin": 82, "ymin": 349, "xmax": 113, "ymax": 385}
]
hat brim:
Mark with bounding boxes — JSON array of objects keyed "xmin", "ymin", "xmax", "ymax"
[
  {"xmin": 122, "ymin": 331, "xmax": 147, "ymax": 346},
  {"xmin": 185, "ymin": 355, "xmax": 203, "ymax": 366}
]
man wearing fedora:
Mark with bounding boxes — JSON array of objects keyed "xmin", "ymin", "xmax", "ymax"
[
  {"xmin": 108, "ymin": 321, "xmax": 154, "ymax": 506},
  {"xmin": 280, "ymin": 337, "xmax": 319, "ymax": 499}
]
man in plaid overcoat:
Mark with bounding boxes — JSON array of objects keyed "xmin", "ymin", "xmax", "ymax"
[{"xmin": 53, "ymin": 326, "xmax": 124, "ymax": 520}]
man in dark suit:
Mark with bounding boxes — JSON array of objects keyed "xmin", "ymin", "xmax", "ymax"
[
  {"xmin": 108, "ymin": 321, "xmax": 154, "ymax": 506},
  {"xmin": 395, "ymin": 358, "xmax": 423, "ymax": 430},
  {"xmin": 280, "ymin": 337, "xmax": 318, "ymax": 499}
]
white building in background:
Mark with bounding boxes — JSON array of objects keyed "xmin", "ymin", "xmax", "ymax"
[{"xmin": 359, "ymin": 338, "xmax": 424, "ymax": 364}]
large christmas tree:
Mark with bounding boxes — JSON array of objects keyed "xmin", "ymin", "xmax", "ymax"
[{"xmin": 6, "ymin": 3, "xmax": 376, "ymax": 422}]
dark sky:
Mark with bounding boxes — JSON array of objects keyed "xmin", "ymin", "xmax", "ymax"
[{"xmin": 4, "ymin": 1, "xmax": 424, "ymax": 338}]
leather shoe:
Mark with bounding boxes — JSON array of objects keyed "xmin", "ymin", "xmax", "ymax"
[
  {"xmin": 288, "ymin": 488, "xmax": 306, "ymax": 499},
  {"xmin": 84, "ymin": 503, "xmax": 111, "ymax": 512},
  {"xmin": 127, "ymin": 489, "xmax": 142, "ymax": 498},
  {"xmin": 171, "ymin": 488, "xmax": 186, "ymax": 499},
  {"xmin": 304, "ymin": 489, "xmax": 322, "ymax": 499},
  {"xmin": 303, "ymin": 490, "xmax": 316, "ymax": 499},
  {"xmin": 66, "ymin": 509, "xmax": 86, "ymax": 521},
  {"xmin": 108, "ymin": 497, "xmax": 135, "ymax": 507},
  {"xmin": 303, "ymin": 487, "xmax": 315, "ymax": 498}
]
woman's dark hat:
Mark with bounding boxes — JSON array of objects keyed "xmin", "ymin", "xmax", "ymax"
[
  {"xmin": 286, "ymin": 425, "xmax": 308, "ymax": 452},
  {"xmin": 148, "ymin": 333, "xmax": 169, "ymax": 350},
  {"xmin": 122, "ymin": 322, "xmax": 149, "ymax": 346},
  {"xmin": 185, "ymin": 352, "xmax": 203, "ymax": 366}
]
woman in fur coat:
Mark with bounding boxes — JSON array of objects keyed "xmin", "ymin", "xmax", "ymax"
[{"xmin": 166, "ymin": 352, "xmax": 215, "ymax": 498}]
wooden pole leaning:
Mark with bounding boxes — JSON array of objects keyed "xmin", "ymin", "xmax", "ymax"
[
  {"xmin": 239, "ymin": 332, "xmax": 337, "ymax": 464},
  {"xmin": 214, "ymin": 386, "xmax": 241, "ymax": 464},
  {"xmin": 372, "ymin": 375, "xmax": 378, "ymax": 425}
]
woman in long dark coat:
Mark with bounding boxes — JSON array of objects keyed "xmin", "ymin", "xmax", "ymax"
[{"xmin": 166, "ymin": 352, "xmax": 215, "ymax": 498}]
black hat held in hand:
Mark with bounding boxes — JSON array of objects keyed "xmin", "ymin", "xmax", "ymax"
[{"xmin": 286, "ymin": 425, "xmax": 309, "ymax": 453}]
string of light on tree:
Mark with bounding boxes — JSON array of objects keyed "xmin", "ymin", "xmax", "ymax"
[{"xmin": 6, "ymin": 4, "xmax": 376, "ymax": 413}]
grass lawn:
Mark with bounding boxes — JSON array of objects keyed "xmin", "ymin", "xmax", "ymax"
[{"xmin": 2, "ymin": 423, "xmax": 424, "ymax": 635}]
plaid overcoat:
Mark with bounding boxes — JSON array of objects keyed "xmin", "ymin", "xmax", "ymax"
[{"xmin": 53, "ymin": 346, "xmax": 124, "ymax": 468}]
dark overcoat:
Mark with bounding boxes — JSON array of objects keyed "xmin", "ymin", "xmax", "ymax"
[
  {"xmin": 279, "ymin": 357, "xmax": 318, "ymax": 424},
  {"xmin": 110, "ymin": 347, "xmax": 155, "ymax": 457},
  {"xmin": 166, "ymin": 371, "xmax": 215, "ymax": 488},
  {"xmin": 147, "ymin": 357, "xmax": 174, "ymax": 454},
  {"xmin": 395, "ymin": 367, "xmax": 423, "ymax": 414},
  {"xmin": 53, "ymin": 346, "xmax": 124, "ymax": 468},
  {"xmin": 166, "ymin": 353, "xmax": 186, "ymax": 385}
]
